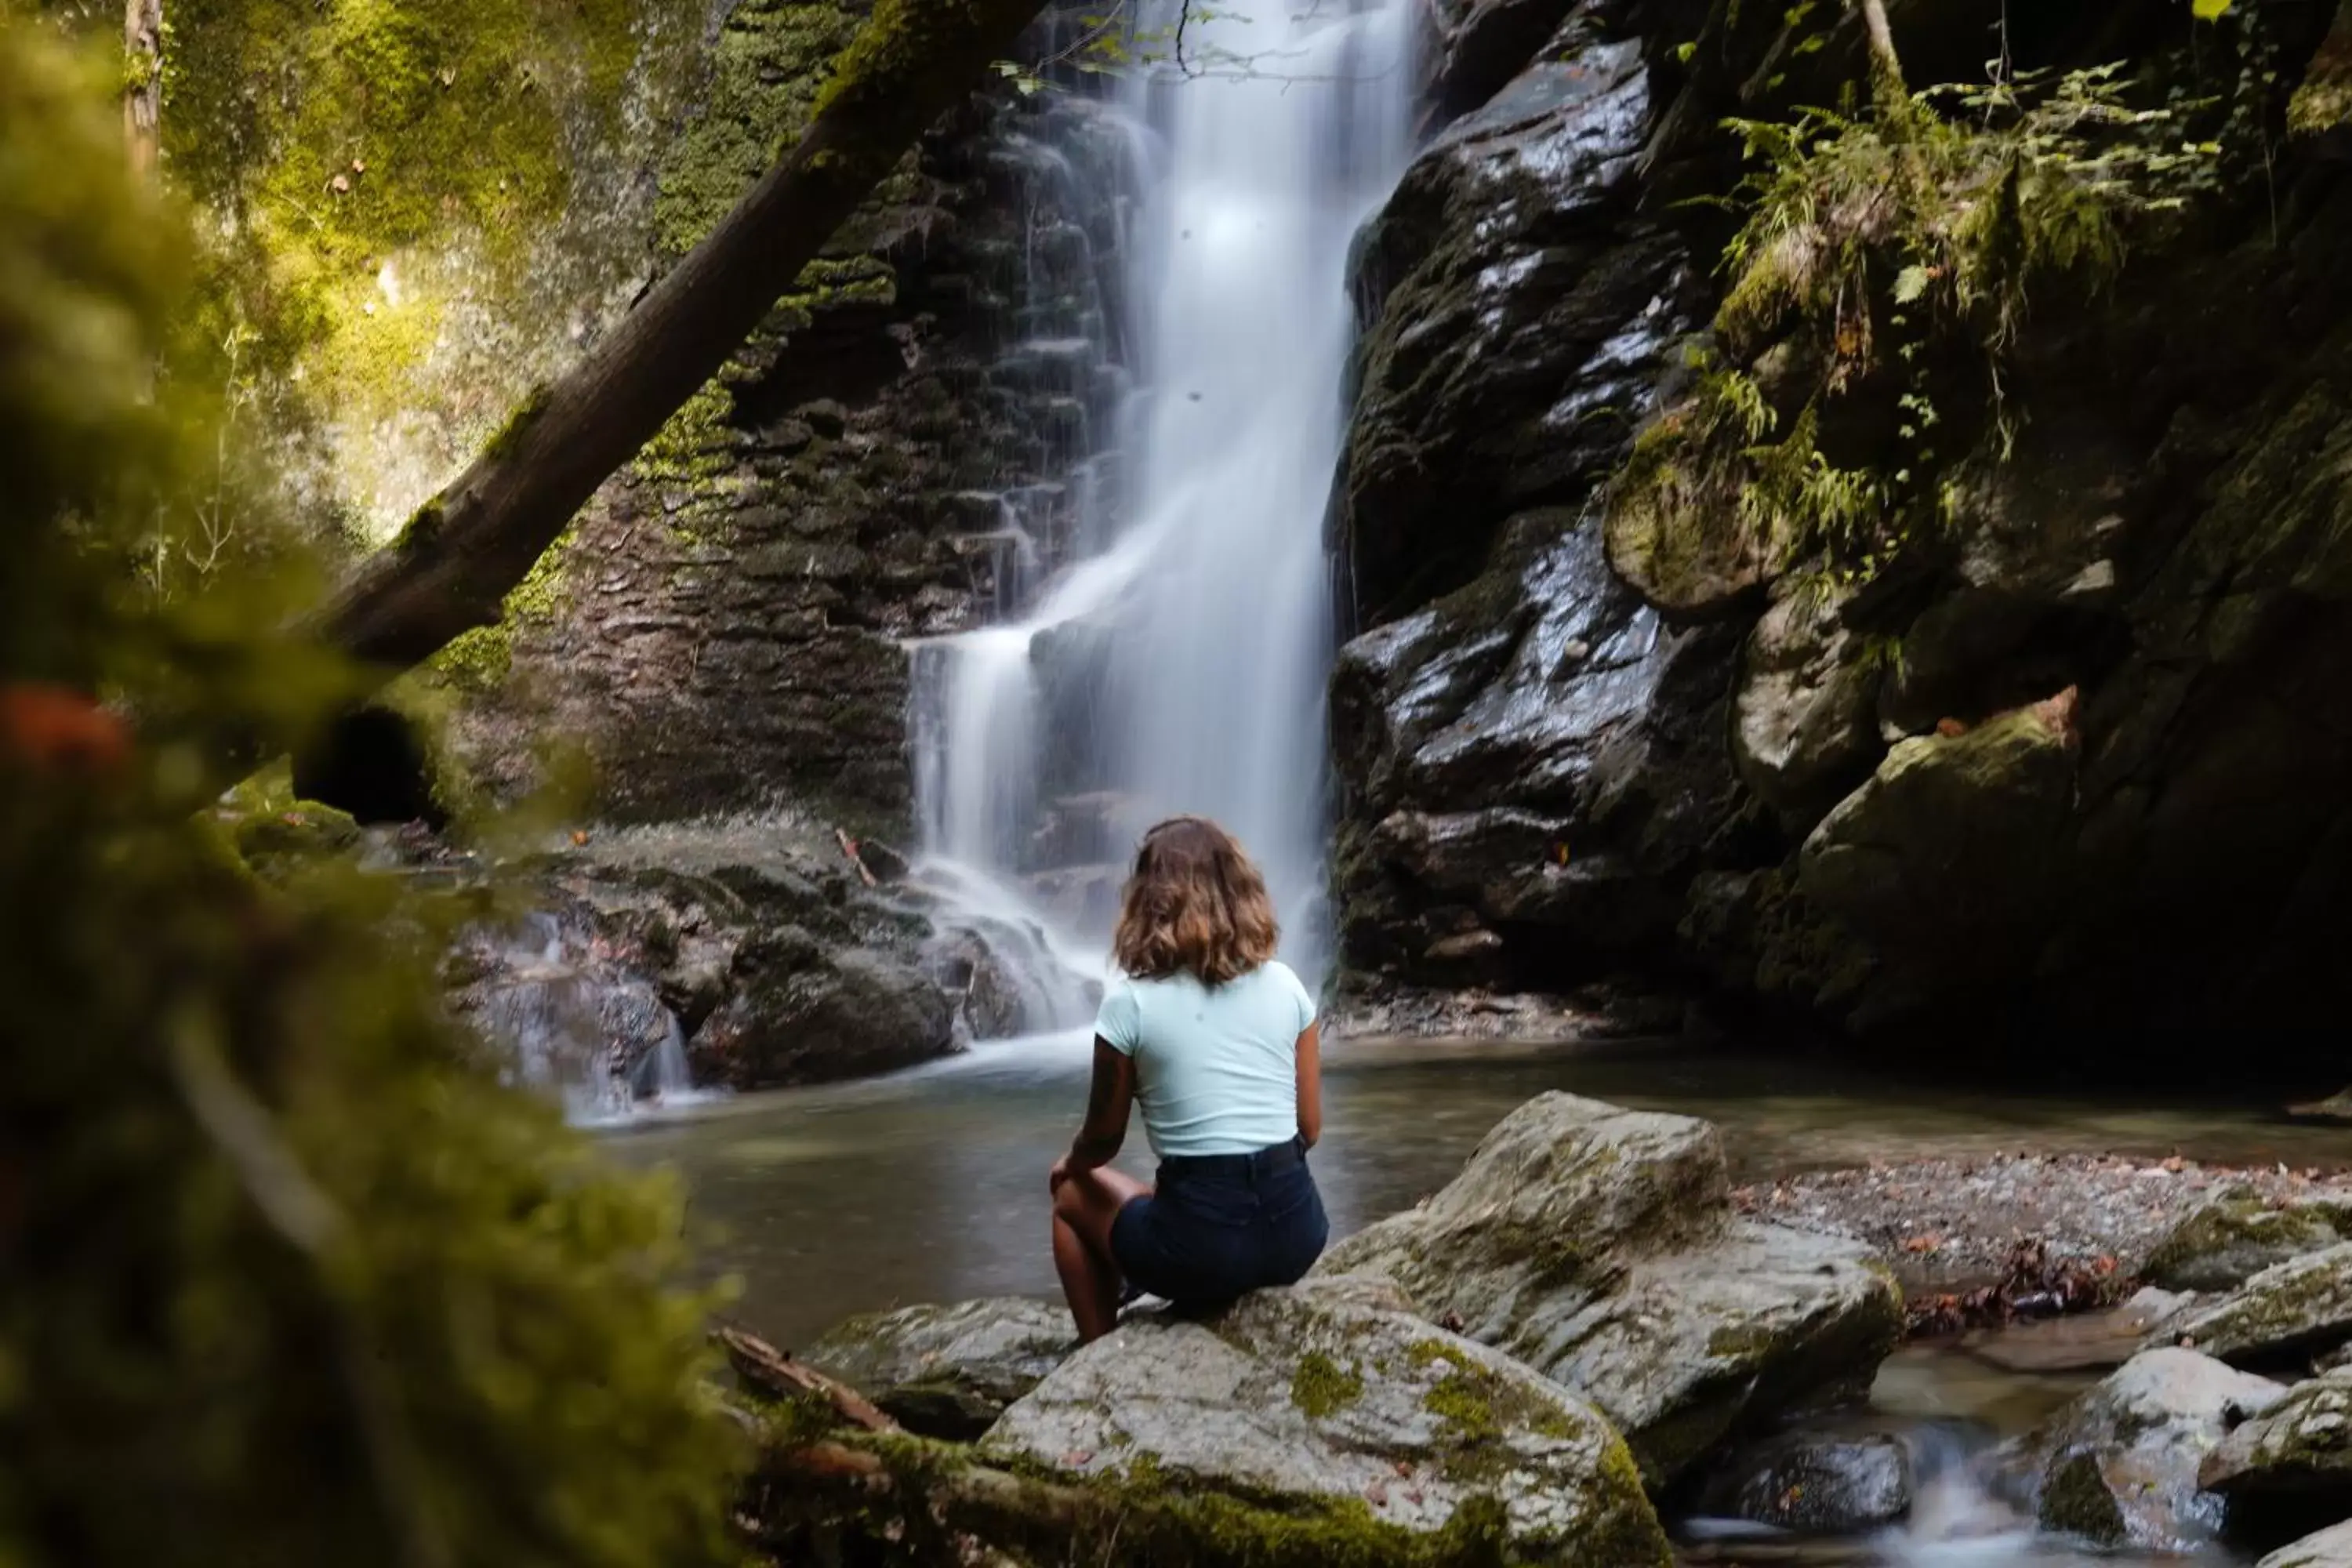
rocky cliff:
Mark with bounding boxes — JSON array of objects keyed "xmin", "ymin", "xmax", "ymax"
[
  {"xmin": 435, "ymin": 2, "xmax": 1132, "ymax": 833},
  {"xmin": 1332, "ymin": 0, "xmax": 2352, "ymax": 1067}
]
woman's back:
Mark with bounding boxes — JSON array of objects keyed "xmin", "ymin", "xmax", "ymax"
[
  {"xmin": 1097, "ymin": 960, "xmax": 1315, "ymax": 1160},
  {"xmin": 1046, "ymin": 815, "xmax": 1328, "ymax": 1340}
]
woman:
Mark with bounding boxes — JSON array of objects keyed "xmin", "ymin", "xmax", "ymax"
[{"xmin": 1047, "ymin": 816, "xmax": 1327, "ymax": 1342}]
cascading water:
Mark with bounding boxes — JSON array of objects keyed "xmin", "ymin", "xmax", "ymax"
[{"xmin": 910, "ymin": 0, "xmax": 1414, "ymax": 1021}]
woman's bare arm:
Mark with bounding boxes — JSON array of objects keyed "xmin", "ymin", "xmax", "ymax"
[
  {"xmin": 1063, "ymin": 1037, "xmax": 1135, "ymax": 1175},
  {"xmin": 1294, "ymin": 1019, "xmax": 1323, "ymax": 1149}
]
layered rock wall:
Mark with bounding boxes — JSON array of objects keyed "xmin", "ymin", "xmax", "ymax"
[{"xmin": 1331, "ymin": 0, "xmax": 2352, "ymax": 1062}]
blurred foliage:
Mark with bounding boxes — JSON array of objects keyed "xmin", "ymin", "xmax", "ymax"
[{"xmin": 0, "ymin": 18, "xmax": 744, "ymax": 1568}]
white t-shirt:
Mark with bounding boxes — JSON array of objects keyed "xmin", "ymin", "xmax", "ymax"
[{"xmin": 1094, "ymin": 960, "xmax": 1318, "ymax": 1160}]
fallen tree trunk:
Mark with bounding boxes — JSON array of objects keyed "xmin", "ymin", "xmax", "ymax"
[{"xmin": 316, "ymin": 0, "xmax": 1051, "ymax": 675}]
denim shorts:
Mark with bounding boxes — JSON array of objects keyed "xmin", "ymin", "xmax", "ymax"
[{"xmin": 1110, "ymin": 1136, "xmax": 1329, "ymax": 1306}]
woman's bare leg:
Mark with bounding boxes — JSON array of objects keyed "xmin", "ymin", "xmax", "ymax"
[{"xmin": 1051, "ymin": 1166, "xmax": 1149, "ymax": 1343}]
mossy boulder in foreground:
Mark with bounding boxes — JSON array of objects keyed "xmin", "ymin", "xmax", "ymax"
[{"xmin": 982, "ymin": 1276, "xmax": 1671, "ymax": 1565}]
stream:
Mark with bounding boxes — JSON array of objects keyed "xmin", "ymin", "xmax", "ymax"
[{"xmin": 604, "ymin": 1033, "xmax": 2348, "ymax": 1566}]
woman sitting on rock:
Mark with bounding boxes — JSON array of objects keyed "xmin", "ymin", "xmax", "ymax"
[{"xmin": 1048, "ymin": 816, "xmax": 1327, "ymax": 1341}]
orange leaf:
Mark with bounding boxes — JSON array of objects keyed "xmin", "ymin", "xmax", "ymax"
[{"xmin": 0, "ymin": 683, "xmax": 129, "ymax": 776}]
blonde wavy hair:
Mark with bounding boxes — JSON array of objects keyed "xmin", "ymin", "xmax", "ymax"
[{"xmin": 1111, "ymin": 816, "xmax": 1279, "ymax": 985}]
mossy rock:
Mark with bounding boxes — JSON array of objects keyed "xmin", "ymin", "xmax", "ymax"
[
  {"xmin": 982, "ymin": 1276, "xmax": 1670, "ymax": 1564},
  {"xmin": 2289, "ymin": 0, "xmax": 2352, "ymax": 141},
  {"xmin": 2174, "ymin": 1243, "xmax": 2352, "ymax": 1368},
  {"xmin": 1603, "ymin": 416, "xmax": 1788, "ymax": 618},
  {"xmin": 212, "ymin": 764, "xmax": 366, "ymax": 866},
  {"xmin": 2031, "ymin": 1348, "xmax": 2288, "ymax": 1551},
  {"xmin": 1316, "ymin": 1094, "xmax": 1901, "ymax": 1490},
  {"xmin": 2201, "ymin": 1367, "xmax": 2352, "ymax": 1513},
  {"xmin": 2146, "ymin": 1187, "xmax": 2352, "ymax": 1294}
]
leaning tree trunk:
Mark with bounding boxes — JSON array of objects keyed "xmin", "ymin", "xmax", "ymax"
[
  {"xmin": 316, "ymin": 0, "xmax": 1051, "ymax": 674},
  {"xmin": 123, "ymin": 0, "xmax": 162, "ymax": 179}
]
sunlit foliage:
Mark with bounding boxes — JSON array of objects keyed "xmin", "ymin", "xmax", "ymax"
[{"xmin": 0, "ymin": 21, "xmax": 743, "ymax": 1568}]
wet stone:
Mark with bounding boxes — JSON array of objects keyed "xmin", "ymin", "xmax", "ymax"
[{"xmin": 1697, "ymin": 1432, "xmax": 1914, "ymax": 1535}]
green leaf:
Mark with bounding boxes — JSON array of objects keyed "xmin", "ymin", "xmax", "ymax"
[
  {"xmin": 1893, "ymin": 264, "xmax": 1931, "ymax": 303},
  {"xmin": 2191, "ymin": 0, "xmax": 2230, "ymax": 17}
]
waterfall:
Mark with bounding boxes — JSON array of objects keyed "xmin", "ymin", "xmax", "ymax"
[{"xmin": 909, "ymin": 0, "xmax": 1415, "ymax": 1022}]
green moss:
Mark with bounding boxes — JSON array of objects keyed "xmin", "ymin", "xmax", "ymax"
[
  {"xmin": 636, "ymin": 379, "xmax": 739, "ymax": 488},
  {"xmin": 651, "ymin": 0, "xmax": 862, "ymax": 259},
  {"xmin": 799, "ymin": 1432, "xmax": 1535, "ymax": 1566},
  {"xmin": 1632, "ymin": 58, "xmax": 2237, "ymax": 586},
  {"xmin": 2038, "ymin": 1450, "xmax": 2126, "ymax": 1543},
  {"xmin": 1291, "ymin": 1352, "xmax": 1367, "ymax": 1420},
  {"xmin": 1422, "ymin": 1373, "xmax": 1502, "ymax": 1445},
  {"xmin": 420, "ymin": 512, "xmax": 582, "ymax": 695},
  {"xmin": 483, "ymin": 382, "xmax": 555, "ymax": 461},
  {"xmin": 2290, "ymin": 4, "xmax": 2352, "ymax": 138},
  {"xmin": 0, "ymin": 31, "xmax": 747, "ymax": 1562},
  {"xmin": 156, "ymin": 0, "xmax": 710, "ymax": 535}
]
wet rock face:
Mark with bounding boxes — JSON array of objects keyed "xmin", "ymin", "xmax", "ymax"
[
  {"xmin": 804, "ymin": 1297, "xmax": 1077, "ymax": 1439},
  {"xmin": 1697, "ymin": 1432, "xmax": 1913, "ymax": 1535},
  {"xmin": 459, "ymin": 826, "xmax": 976, "ymax": 1094},
  {"xmin": 459, "ymin": 66, "xmax": 1138, "ymax": 835},
  {"xmin": 1315, "ymin": 1093, "xmax": 1903, "ymax": 1488},
  {"xmin": 1329, "ymin": 11, "xmax": 1744, "ymax": 991},
  {"xmin": 1331, "ymin": 518, "xmax": 1742, "ymax": 982},
  {"xmin": 1342, "ymin": 24, "xmax": 1680, "ymax": 627},
  {"xmin": 2031, "ymin": 1347, "xmax": 2288, "ymax": 1551},
  {"xmin": 1332, "ymin": 0, "xmax": 2352, "ymax": 1050},
  {"xmin": 983, "ymin": 1275, "xmax": 1673, "ymax": 1564}
]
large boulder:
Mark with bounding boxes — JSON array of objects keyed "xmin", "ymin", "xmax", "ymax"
[
  {"xmin": 804, "ymin": 1297, "xmax": 1076, "ymax": 1440},
  {"xmin": 694, "ymin": 946, "xmax": 954, "ymax": 1088},
  {"xmin": 2032, "ymin": 1347, "xmax": 2288, "ymax": 1550},
  {"xmin": 2174, "ymin": 1243, "xmax": 2352, "ymax": 1370},
  {"xmin": 983, "ymin": 1276, "xmax": 1672, "ymax": 1565},
  {"xmin": 2201, "ymin": 1367, "xmax": 2352, "ymax": 1521},
  {"xmin": 539, "ymin": 833, "xmax": 968, "ymax": 1091},
  {"xmin": 1316, "ymin": 1094, "xmax": 1903, "ymax": 1487},
  {"xmin": 1796, "ymin": 695, "xmax": 2081, "ymax": 1027},
  {"xmin": 2147, "ymin": 1188, "xmax": 2352, "ymax": 1294},
  {"xmin": 1329, "ymin": 521, "xmax": 1740, "ymax": 983}
]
